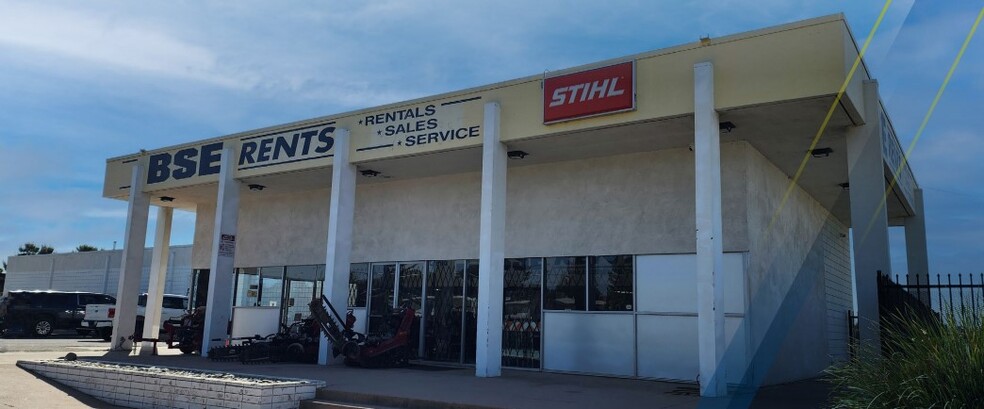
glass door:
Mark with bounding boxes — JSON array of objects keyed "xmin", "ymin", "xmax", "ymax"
[
  {"xmin": 398, "ymin": 262, "xmax": 425, "ymax": 357},
  {"xmin": 424, "ymin": 260, "xmax": 464, "ymax": 362},
  {"xmin": 284, "ymin": 265, "xmax": 325, "ymax": 324},
  {"xmin": 502, "ymin": 258, "xmax": 542, "ymax": 368},
  {"xmin": 368, "ymin": 263, "xmax": 397, "ymax": 338},
  {"xmin": 259, "ymin": 267, "xmax": 285, "ymax": 324}
]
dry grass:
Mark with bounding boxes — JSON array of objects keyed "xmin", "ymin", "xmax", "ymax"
[{"xmin": 827, "ymin": 309, "xmax": 984, "ymax": 408}]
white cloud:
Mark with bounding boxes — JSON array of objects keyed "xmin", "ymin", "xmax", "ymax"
[{"xmin": 0, "ymin": 2, "xmax": 256, "ymax": 89}]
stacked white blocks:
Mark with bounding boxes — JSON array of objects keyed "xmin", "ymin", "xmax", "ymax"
[{"xmin": 17, "ymin": 360, "xmax": 323, "ymax": 409}]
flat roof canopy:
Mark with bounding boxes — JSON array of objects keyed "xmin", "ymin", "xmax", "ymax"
[{"xmin": 103, "ymin": 14, "xmax": 917, "ymax": 225}]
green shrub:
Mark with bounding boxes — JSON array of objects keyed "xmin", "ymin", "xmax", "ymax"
[{"xmin": 827, "ymin": 309, "xmax": 984, "ymax": 408}]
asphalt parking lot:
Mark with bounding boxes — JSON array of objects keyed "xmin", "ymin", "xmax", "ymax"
[
  {"xmin": 0, "ymin": 336, "xmax": 124, "ymax": 408},
  {"xmin": 0, "ymin": 334, "xmax": 111, "ymax": 354}
]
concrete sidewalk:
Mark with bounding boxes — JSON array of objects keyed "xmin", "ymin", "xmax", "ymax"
[
  {"xmin": 1, "ymin": 351, "xmax": 125, "ymax": 409},
  {"xmin": 65, "ymin": 351, "xmax": 831, "ymax": 409}
]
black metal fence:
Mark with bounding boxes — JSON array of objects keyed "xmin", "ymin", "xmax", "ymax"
[
  {"xmin": 881, "ymin": 273, "xmax": 984, "ymax": 320},
  {"xmin": 848, "ymin": 272, "xmax": 984, "ymax": 356}
]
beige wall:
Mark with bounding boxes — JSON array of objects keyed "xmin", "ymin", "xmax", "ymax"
[
  {"xmin": 352, "ymin": 172, "xmax": 482, "ymax": 263},
  {"xmin": 192, "ymin": 189, "xmax": 331, "ymax": 269},
  {"xmin": 193, "ymin": 142, "xmax": 752, "ymax": 268},
  {"xmin": 506, "ymin": 144, "xmax": 748, "ymax": 257},
  {"xmin": 191, "ymin": 202, "xmax": 215, "ymax": 269},
  {"xmin": 236, "ymin": 188, "xmax": 331, "ymax": 267},
  {"xmin": 742, "ymin": 145, "xmax": 843, "ymax": 384}
]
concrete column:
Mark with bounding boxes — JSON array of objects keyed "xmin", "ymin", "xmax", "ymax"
[
  {"xmin": 694, "ymin": 62, "xmax": 726, "ymax": 397},
  {"xmin": 201, "ymin": 148, "xmax": 240, "ymax": 357},
  {"xmin": 140, "ymin": 206, "xmax": 172, "ymax": 355},
  {"xmin": 847, "ymin": 80, "xmax": 891, "ymax": 355},
  {"xmin": 111, "ymin": 164, "xmax": 151, "ymax": 351},
  {"xmin": 475, "ymin": 102, "xmax": 505, "ymax": 378},
  {"xmin": 904, "ymin": 188, "xmax": 930, "ymax": 303},
  {"xmin": 318, "ymin": 129, "xmax": 356, "ymax": 366}
]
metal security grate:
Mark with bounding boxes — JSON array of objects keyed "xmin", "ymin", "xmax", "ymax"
[
  {"xmin": 424, "ymin": 260, "xmax": 464, "ymax": 362},
  {"xmin": 502, "ymin": 258, "xmax": 542, "ymax": 369},
  {"xmin": 368, "ymin": 264, "xmax": 396, "ymax": 338},
  {"xmin": 399, "ymin": 262, "xmax": 425, "ymax": 356}
]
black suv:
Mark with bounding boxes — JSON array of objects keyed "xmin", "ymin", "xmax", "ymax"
[{"xmin": 0, "ymin": 291, "xmax": 116, "ymax": 337}]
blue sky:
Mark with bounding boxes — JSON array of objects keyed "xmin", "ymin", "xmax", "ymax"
[{"xmin": 0, "ymin": 1, "xmax": 980, "ymax": 274}]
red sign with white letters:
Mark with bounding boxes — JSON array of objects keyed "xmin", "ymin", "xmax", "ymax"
[{"xmin": 543, "ymin": 61, "xmax": 635, "ymax": 124}]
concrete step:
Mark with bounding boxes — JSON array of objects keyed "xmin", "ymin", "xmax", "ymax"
[
  {"xmin": 311, "ymin": 389, "xmax": 501, "ymax": 409},
  {"xmin": 300, "ymin": 399, "xmax": 387, "ymax": 409}
]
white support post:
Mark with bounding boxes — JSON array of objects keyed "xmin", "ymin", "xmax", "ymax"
[
  {"xmin": 111, "ymin": 164, "xmax": 151, "ymax": 351},
  {"xmin": 140, "ymin": 206, "xmax": 172, "ymax": 355},
  {"xmin": 904, "ymin": 188, "xmax": 930, "ymax": 303},
  {"xmin": 847, "ymin": 80, "xmax": 890, "ymax": 355},
  {"xmin": 475, "ymin": 102, "xmax": 506, "ymax": 378},
  {"xmin": 694, "ymin": 62, "xmax": 727, "ymax": 397},
  {"xmin": 201, "ymin": 148, "xmax": 240, "ymax": 357},
  {"xmin": 319, "ymin": 128, "xmax": 356, "ymax": 365}
]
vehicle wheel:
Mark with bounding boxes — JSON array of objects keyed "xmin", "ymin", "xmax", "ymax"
[
  {"xmin": 32, "ymin": 318, "xmax": 54, "ymax": 337},
  {"xmin": 179, "ymin": 344, "xmax": 196, "ymax": 355},
  {"xmin": 100, "ymin": 327, "xmax": 113, "ymax": 341}
]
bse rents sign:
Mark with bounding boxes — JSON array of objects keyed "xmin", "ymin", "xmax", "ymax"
[{"xmin": 543, "ymin": 61, "xmax": 635, "ymax": 124}]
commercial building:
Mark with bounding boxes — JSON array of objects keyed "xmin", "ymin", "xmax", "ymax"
[
  {"xmin": 3, "ymin": 246, "xmax": 193, "ymax": 298},
  {"xmin": 100, "ymin": 15, "xmax": 926, "ymax": 396}
]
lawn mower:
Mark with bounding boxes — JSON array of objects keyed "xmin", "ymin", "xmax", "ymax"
[
  {"xmin": 129, "ymin": 306, "xmax": 205, "ymax": 355},
  {"xmin": 207, "ymin": 317, "xmax": 321, "ymax": 364}
]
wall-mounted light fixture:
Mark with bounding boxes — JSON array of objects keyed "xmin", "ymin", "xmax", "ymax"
[
  {"xmin": 810, "ymin": 147, "xmax": 834, "ymax": 158},
  {"xmin": 507, "ymin": 150, "xmax": 529, "ymax": 160},
  {"xmin": 719, "ymin": 121, "xmax": 736, "ymax": 133},
  {"xmin": 361, "ymin": 169, "xmax": 381, "ymax": 178},
  {"xmin": 838, "ymin": 182, "xmax": 850, "ymax": 191},
  {"xmin": 159, "ymin": 196, "xmax": 175, "ymax": 202},
  {"xmin": 248, "ymin": 184, "xmax": 265, "ymax": 191}
]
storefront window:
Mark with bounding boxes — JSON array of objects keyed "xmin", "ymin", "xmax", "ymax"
[
  {"xmin": 233, "ymin": 268, "xmax": 260, "ymax": 307},
  {"xmin": 259, "ymin": 266, "xmax": 284, "ymax": 308},
  {"xmin": 588, "ymin": 255, "xmax": 634, "ymax": 311},
  {"xmin": 544, "ymin": 257, "xmax": 586, "ymax": 310},
  {"xmin": 348, "ymin": 263, "xmax": 369, "ymax": 308}
]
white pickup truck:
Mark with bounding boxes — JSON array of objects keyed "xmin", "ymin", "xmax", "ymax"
[{"xmin": 83, "ymin": 293, "xmax": 189, "ymax": 341}]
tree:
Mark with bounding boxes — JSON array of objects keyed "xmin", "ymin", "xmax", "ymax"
[
  {"xmin": 38, "ymin": 245, "xmax": 54, "ymax": 255},
  {"xmin": 75, "ymin": 244, "xmax": 99, "ymax": 252},
  {"xmin": 17, "ymin": 242, "xmax": 40, "ymax": 255}
]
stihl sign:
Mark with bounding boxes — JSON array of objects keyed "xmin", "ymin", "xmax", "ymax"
[{"xmin": 543, "ymin": 61, "xmax": 634, "ymax": 124}]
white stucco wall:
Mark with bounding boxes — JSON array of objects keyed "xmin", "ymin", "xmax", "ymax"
[
  {"xmin": 822, "ymin": 218, "xmax": 852, "ymax": 362},
  {"xmin": 210, "ymin": 143, "xmax": 751, "ymax": 268},
  {"xmin": 506, "ymin": 144, "xmax": 748, "ymax": 257},
  {"xmin": 742, "ymin": 145, "xmax": 843, "ymax": 385},
  {"xmin": 236, "ymin": 188, "xmax": 331, "ymax": 267},
  {"xmin": 352, "ymin": 172, "xmax": 481, "ymax": 262}
]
